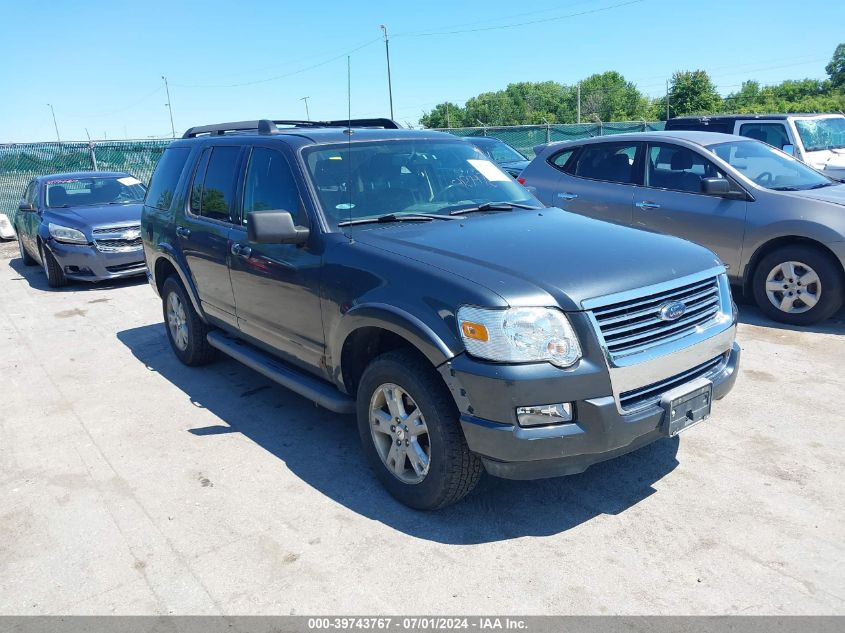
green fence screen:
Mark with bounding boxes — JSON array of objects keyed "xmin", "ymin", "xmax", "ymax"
[{"xmin": 0, "ymin": 121, "xmax": 665, "ymax": 227}]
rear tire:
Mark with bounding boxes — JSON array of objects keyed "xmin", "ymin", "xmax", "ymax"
[
  {"xmin": 161, "ymin": 276, "xmax": 217, "ymax": 366},
  {"xmin": 17, "ymin": 231, "xmax": 35, "ymax": 265},
  {"xmin": 356, "ymin": 349, "xmax": 482, "ymax": 510},
  {"xmin": 752, "ymin": 245, "xmax": 843, "ymax": 326},
  {"xmin": 40, "ymin": 244, "xmax": 67, "ymax": 288}
]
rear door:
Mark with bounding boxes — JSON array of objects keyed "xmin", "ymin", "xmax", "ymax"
[
  {"xmin": 552, "ymin": 141, "xmax": 642, "ymax": 225},
  {"xmin": 228, "ymin": 145, "xmax": 325, "ymax": 373},
  {"xmin": 177, "ymin": 145, "xmax": 245, "ymax": 326},
  {"xmin": 632, "ymin": 141, "xmax": 748, "ymax": 275}
]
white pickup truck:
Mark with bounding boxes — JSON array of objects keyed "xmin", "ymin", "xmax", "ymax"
[{"xmin": 665, "ymin": 113, "xmax": 845, "ymax": 179}]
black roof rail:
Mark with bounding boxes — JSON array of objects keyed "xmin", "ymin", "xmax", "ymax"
[{"xmin": 181, "ymin": 117, "xmax": 401, "ymax": 138}]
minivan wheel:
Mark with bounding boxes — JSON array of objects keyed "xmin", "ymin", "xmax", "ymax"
[
  {"xmin": 40, "ymin": 244, "xmax": 67, "ymax": 288},
  {"xmin": 17, "ymin": 231, "xmax": 35, "ymax": 265},
  {"xmin": 752, "ymin": 245, "xmax": 843, "ymax": 325},
  {"xmin": 356, "ymin": 349, "xmax": 482, "ymax": 510},
  {"xmin": 161, "ymin": 276, "xmax": 216, "ymax": 366}
]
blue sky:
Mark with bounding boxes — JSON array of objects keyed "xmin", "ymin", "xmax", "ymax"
[{"xmin": 1, "ymin": 0, "xmax": 843, "ymax": 142}]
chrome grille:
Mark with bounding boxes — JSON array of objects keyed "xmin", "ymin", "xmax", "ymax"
[
  {"xmin": 591, "ymin": 276, "xmax": 721, "ymax": 358},
  {"xmin": 95, "ymin": 237, "xmax": 143, "ymax": 252},
  {"xmin": 619, "ymin": 354, "xmax": 725, "ymax": 411},
  {"xmin": 93, "ymin": 223, "xmax": 140, "ymax": 234}
]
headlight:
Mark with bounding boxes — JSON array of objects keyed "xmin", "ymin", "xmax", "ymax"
[
  {"xmin": 48, "ymin": 223, "xmax": 87, "ymax": 244},
  {"xmin": 457, "ymin": 306, "xmax": 582, "ymax": 367}
]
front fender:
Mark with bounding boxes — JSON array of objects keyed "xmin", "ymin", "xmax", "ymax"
[
  {"xmin": 329, "ymin": 303, "xmax": 461, "ymax": 388},
  {"xmin": 740, "ymin": 220, "xmax": 845, "ymax": 280}
]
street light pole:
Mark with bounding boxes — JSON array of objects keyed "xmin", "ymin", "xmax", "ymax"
[
  {"xmin": 162, "ymin": 75, "xmax": 176, "ymax": 138},
  {"xmin": 379, "ymin": 24, "xmax": 394, "ymax": 120},
  {"xmin": 300, "ymin": 96, "xmax": 311, "ymax": 121},
  {"xmin": 46, "ymin": 103, "xmax": 60, "ymax": 142}
]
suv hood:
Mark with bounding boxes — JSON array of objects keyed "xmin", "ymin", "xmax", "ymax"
[
  {"xmin": 352, "ymin": 208, "xmax": 723, "ymax": 311},
  {"xmin": 44, "ymin": 203, "xmax": 143, "ymax": 233}
]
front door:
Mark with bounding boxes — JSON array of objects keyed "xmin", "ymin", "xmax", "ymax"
[
  {"xmin": 177, "ymin": 145, "xmax": 244, "ymax": 326},
  {"xmin": 228, "ymin": 145, "xmax": 325, "ymax": 373},
  {"xmin": 633, "ymin": 142, "xmax": 748, "ymax": 276}
]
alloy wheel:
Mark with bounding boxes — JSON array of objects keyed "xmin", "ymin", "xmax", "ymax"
[
  {"xmin": 166, "ymin": 292, "xmax": 189, "ymax": 351},
  {"xmin": 369, "ymin": 383, "xmax": 431, "ymax": 484}
]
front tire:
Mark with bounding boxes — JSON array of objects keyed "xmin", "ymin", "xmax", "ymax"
[
  {"xmin": 17, "ymin": 231, "xmax": 36, "ymax": 265},
  {"xmin": 752, "ymin": 245, "xmax": 843, "ymax": 325},
  {"xmin": 356, "ymin": 349, "xmax": 482, "ymax": 510},
  {"xmin": 161, "ymin": 276, "xmax": 216, "ymax": 366},
  {"xmin": 40, "ymin": 243, "xmax": 67, "ymax": 288}
]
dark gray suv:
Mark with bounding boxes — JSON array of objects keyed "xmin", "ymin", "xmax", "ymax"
[{"xmin": 142, "ymin": 118, "xmax": 739, "ymax": 509}]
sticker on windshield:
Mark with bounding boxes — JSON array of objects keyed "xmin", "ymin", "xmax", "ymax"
[
  {"xmin": 47, "ymin": 179, "xmax": 78, "ymax": 184},
  {"xmin": 467, "ymin": 159, "xmax": 510, "ymax": 182},
  {"xmin": 117, "ymin": 176, "xmax": 142, "ymax": 186},
  {"xmin": 336, "ymin": 203, "xmax": 355, "ymax": 209}
]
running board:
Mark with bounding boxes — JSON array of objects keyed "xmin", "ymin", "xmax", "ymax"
[{"xmin": 206, "ymin": 331, "xmax": 355, "ymax": 414}]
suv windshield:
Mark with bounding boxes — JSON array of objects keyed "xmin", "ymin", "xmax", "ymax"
[
  {"xmin": 708, "ymin": 140, "xmax": 833, "ymax": 191},
  {"xmin": 794, "ymin": 116, "xmax": 845, "ymax": 152},
  {"xmin": 471, "ymin": 138, "xmax": 527, "ymax": 163},
  {"xmin": 46, "ymin": 176, "xmax": 146, "ymax": 208},
  {"xmin": 303, "ymin": 139, "xmax": 539, "ymax": 228}
]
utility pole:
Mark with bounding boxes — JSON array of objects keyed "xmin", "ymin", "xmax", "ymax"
[
  {"xmin": 299, "ymin": 96, "xmax": 311, "ymax": 121},
  {"xmin": 84, "ymin": 129, "xmax": 98, "ymax": 170},
  {"xmin": 162, "ymin": 75, "xmax": 176, "ymax": 138},
  {"xmin": 446, "ymin": 103, "xmax": 450, "ymax": 129},
  {"xmin": 46, "ymin": 103, "xmax": 60, "ymax": 142},
  {"xmin": 576, "ymin": 83, "xmax": 581, "ymax": 124},
  {"xmin": 666, "ymin": 79, "xmax": 670, "ymax": 121},
  {"xmin": 379, "ymin": 25, "xmax": 394, "ymax": 120}
]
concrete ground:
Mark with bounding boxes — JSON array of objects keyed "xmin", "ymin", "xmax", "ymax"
[{"xmin": 0, "ymin": 238, "xmax": 843, "ymax": 616}]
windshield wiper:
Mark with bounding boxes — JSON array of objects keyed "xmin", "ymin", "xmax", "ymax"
[
  {"xmin": 770, "ymin": 186, "xmax": 801, "ymax": 191},
  {"xmin": 807, "ymin": 182, "xmax": 835, "ymax": 189},
  {"xmin": 449, "ymin": 201, "xmax": 541, "ymax": 216},
  {"xmin": 337, "ymin": 213, "xmax": 457, "ymax": 227}
]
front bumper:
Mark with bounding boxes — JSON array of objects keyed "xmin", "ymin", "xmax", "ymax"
[
  {"xmin": 45, "ymin": 239, "xmax": 146, "ymax": 282},
  {"xmin": 441, "ymin": 340, "xmax": 740, "ymax": 480}
]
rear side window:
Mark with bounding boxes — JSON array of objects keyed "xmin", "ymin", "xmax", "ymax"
[
  {"xmin": 189, "ymin": 146, "xmax": 241, "ymax": 223},
  {"xmin": 242, "ymin": 147, "xmax": 305, "ymax": 226},
  {"xmin": 573, "ymin": 143, "xmax": 639, "ymax": 184},
  {"xmin": 738, "ymin": 123, "xmax": 791, "ymax": 151},
  {"xmin": 146, "ymin": 147, "xmax": 190, "ymax": 211}
]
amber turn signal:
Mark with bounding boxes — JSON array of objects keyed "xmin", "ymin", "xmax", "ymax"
[{"xmin": 460, "ymin": 321, "xmax": 489, "ymax": 342}]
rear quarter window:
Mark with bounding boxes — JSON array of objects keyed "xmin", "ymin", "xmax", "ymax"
[{"xmin": 145, "ymin": 147, "xmax": 191, "ymax": 211}]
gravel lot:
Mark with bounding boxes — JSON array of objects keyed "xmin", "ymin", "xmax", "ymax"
[{"xmin": 0, "ymin": 238, "xmax": 843, "ymax": 615}]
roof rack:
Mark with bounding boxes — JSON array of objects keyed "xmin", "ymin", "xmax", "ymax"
[{"xmin": 181, "ymin": 117, "xmax": 400, "ymax": 138}]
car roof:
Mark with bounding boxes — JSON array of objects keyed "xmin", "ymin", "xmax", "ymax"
[
  {"xmin": 544, "ymin": 130, "xmax": 747, "ymax": 152},
  {"xmin": 37, "ymin": 171, "xmax": 130, "ymax": 182},
  {"xmin": 669, "ymin": 113, "xmax": 843, "ymax": 122}
]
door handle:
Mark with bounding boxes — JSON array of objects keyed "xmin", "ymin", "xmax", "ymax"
[
  {"xmin": 557, "ymin": 192, "xmax": 578, "ymax": 200},
  {"xmin": 175, "ymin": 226, "xmax": 191, "ymax": 238},
  {"xmin": 635, "ymin": 201, "xmax": 661, "ymax": 210},
  {"xmin": 231, "ymin": 243, "xmax": 252, "ymax": 258}
]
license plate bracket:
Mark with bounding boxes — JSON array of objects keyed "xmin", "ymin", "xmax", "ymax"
[{"xmin": 660, "ymin": 377, "xmax": 713, "ymax": 437}]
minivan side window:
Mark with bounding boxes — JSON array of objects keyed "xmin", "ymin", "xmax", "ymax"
[
  {"xmin": 572, "ymin": 143, "xmax": 639, "ymax": 184},
  {"xmin": 189, "ymin": 146, "xmax": 241, "ymax": 223},
  {"xmin": 739, "ymin": 123, "xmax": 791, "ymax": 151},
  {"xmin": 146, "ymin": 147, "xmax": 190, "ymax": 211},
  {"xmin": 646, "ymin": 144, "xmax": 726, "ymax": 194},
  {"xmin": 242, "ymin": 147, "xmax": 305, "ymax": 227}
]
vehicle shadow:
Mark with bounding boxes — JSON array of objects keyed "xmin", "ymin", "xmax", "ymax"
[
  {"xmin": 117, "ymin": 323, "xmax": 681, "ymax": 545},
  {"xmin": 7, "ymin": 254, "xmax": 147, "ymax": 292}
]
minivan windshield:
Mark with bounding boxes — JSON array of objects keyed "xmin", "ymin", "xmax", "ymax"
[
  {"xmin": 302, "ymin": 139, "xmax": 539, "ymax": 229},
  {"xmin": 46, "ymin": 176, "xmax": 146, "ymax": 208},
  {"xmin": 708, "ymin": 140, "xmax": 834, "ymax": 191},
  {"xmin": 794, "ymin": 116, "xmax": 845, "ymax": 152}
]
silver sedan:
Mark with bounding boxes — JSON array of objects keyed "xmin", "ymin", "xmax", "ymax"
[{"xmin": 520, "ymin": 130, "xmax": 845, "ymax": 325}]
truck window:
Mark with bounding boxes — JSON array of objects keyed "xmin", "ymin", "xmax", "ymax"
[{"xmin": 738, "ymin": 123, "xmax": 791, "ymax": 151}]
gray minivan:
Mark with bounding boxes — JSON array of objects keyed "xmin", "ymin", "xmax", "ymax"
[{"xmin": 520, "ymin": 131, "xmax": 845, "ymax": 325}]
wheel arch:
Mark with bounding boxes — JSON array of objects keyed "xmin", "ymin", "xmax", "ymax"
[
  {"xmin": 742, "ymin": 236, "xmax": 845, "ymax": 296},
  {"xmin": 149, "ymin": 248, "xmax": 204, "ymax": 318}
]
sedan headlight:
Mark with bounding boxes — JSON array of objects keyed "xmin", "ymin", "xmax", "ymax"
[
  {"xmin": 457, "ymin": 306, "xmax": 582, "ymax": 367},
  {"xmin": 48, "ymin": 223, "xmax": 87, "ymax": 244}
]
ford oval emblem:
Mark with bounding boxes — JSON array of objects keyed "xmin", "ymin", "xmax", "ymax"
[{"xmin": 658, "ymin": 301, "xmax": 686, "ymax": 322}]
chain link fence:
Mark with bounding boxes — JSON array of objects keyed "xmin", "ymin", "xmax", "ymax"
[
  {"xmin": 1, "ymin": 121, "xmax": 665, "ymax": 228},
  {"xmin": 439, "ymin": 121, "xmax": 665, "ymax": 158},
  {"xmin": 0, "ymin": 140, "xmax": 171, "ymax": 228}
]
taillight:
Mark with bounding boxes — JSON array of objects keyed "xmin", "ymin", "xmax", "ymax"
[{"xmin": 517, "ymin": 177, "xmax": 526, "ymax": 185}]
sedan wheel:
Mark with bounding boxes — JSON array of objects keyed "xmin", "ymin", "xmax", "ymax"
[{"xmin": 764, "ymin": 260, "xmax": 821, "ymax": 315}]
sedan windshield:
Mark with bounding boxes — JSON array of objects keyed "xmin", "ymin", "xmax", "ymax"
[
  {"xmin": 708, "ymin": 140, "xmax": 833, "ymax": 191},
  {"xmin": 302, "ymin": 140, "xmax": 539, "ymax": 229},
  {"xmin": 46, "ymin": 176, "xmax": 146, "ymax": 208},
  {"xmin": 794, "ymin": 116, "xmax": 845, "ymax": 152}
]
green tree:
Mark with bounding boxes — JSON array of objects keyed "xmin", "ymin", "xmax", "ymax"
[
  {"xmin": 576, "ymin": 72, "xmax": 649, "ymax": 122},
  {"xmin": 825, "ymin": 43, "xmax": 845, "ymax": 89},
  {"xmin": 667, "ymin": 70, "xmax": 722, "ymax": 117},
  {"xmin": 419, "ymin": 102, "xmax": 465, "ymax": 128}
]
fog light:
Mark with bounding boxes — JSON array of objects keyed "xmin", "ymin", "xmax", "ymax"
[{"xmin": 516, "ymin": 402, "xmax": 573, "ymax": 427}]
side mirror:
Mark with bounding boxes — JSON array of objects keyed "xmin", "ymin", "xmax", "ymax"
[
  {"xmin": 18, "ymin": 201, "xmax": 36, "ymax": 213},
  {"xmin": 701, "ymin": 177, "xmax": 731, "ymax": 196},
  {"xmin": 782, "ymin": 144, "xmax": 796, "ymax": 157},
  {"xmin": 247, "ymin": 210, "xmax": 309, "ymax": 245}
]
